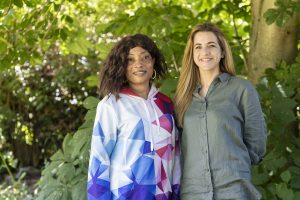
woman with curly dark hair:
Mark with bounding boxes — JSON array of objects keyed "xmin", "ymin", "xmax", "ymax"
[{"xmin": 87, "ymin": 34, "xmax": 181, "ymax": 200}]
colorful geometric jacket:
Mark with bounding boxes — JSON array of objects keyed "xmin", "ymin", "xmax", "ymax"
[{"xmin": 87, "ymin": 85, "xmax": 181, "ymax": 200}]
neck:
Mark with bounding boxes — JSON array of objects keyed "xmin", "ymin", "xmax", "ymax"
[
  {"xmin": 129, "ymin": 84, "xmax": 150, "ymax": 99},
  {"xmin": 199, "ymin": 69, "xmax": 221, "ymax": 88}
]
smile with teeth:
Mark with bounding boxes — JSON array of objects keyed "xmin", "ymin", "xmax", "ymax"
[
  {"xmin": 133, "ymin": 70, "xmax": 147, "ymax": 76},
  {"xmin": 201, "ymin": 58, "xmax": 212, "ymax": 62}
]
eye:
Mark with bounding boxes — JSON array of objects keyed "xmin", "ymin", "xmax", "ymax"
[
  {"xmin": 144, "ymin": 54, "xmax": 151, "ymax": 60},
  {"xmin": 194, "ymin": 45, "xmax": 201, "ymax": 49},
  {"xmin": 127, "ymin": 57, "xmax": 134, "ymax": 64}
]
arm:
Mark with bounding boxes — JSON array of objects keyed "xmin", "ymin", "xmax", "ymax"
[
  {"xmin": 87, "ymin": 99, "xmax": 118, "ymax": 200},
  {"xmin": 172, "ymin": 124, "xmax": 181, "ymax": 199},
  {"xmin": 240, "ymin": 83, "xmax": 267, "ymax": 165}
]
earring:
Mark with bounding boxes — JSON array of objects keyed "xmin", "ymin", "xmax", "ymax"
[{"xmin": 152, "ymin": 69, "xmax": 157, "ymax": 80}]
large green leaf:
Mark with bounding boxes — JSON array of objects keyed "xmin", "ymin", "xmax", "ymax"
[
  {"xmin": 71, "ymin": 181, "xmax": 87, "ymax": 200},
  {"xmin": 57, "ymin": 162, "xmax": 76, "ymax": 183},
  {"xmin": 281, "ymin": 170, "xmax": 292, "ymax": 183},
  {"xmin": 85, "ymin": 75, "xmax": 98, "ymax": 88},
  {"xmin": 50, "ymin": 150, "xmax": 64, "ymax": 161},
  {"xmin": 83, "ymin": 96, "xmax": 99, "ymax": 110},
  {"xmin": 276, "ymin": 183, "xmax": 294, "ymax": 200}
]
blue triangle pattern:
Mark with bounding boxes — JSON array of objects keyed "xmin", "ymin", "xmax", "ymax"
[{"xmin": 128, "ymin": 119, "xmax": 145, "ymax": 140}]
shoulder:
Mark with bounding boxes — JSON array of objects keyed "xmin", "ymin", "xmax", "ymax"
[
  {"xmin": 97, "ymin": 94, "xmax": 118, "ymax": 110},
  {"xmin": 154, "ymin": 92, "xmax": 174, "ymax": 114},
  {"xmin": 155, "ymin": 92, "xmax": 173, "ymax": 104},
  {"xmin": 228, "ymin": 76, "xmax": 256, "ymax": 91}
]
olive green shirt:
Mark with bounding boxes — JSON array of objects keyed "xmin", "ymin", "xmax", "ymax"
[{"xmin": 181, "ymin": 73, "xmax": 267, "ymax": 200}]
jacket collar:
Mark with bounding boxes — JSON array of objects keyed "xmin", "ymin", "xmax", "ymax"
[{"xmin": 119, "ymin": 85, "xmax": 159, "ymax": 100}]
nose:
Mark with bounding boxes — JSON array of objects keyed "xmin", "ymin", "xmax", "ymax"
[
  {"xmin": 201, "ymin": 47, "xmax": 209, "ymax": 55},
  {"xmin": 134, "ymin": 58, "xmax": 144, "ymax": 68}
]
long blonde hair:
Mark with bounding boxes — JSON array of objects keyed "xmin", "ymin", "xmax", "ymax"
[{"xmin": 174, "ymin": 23, "xmax": 236, "ymax": 127}]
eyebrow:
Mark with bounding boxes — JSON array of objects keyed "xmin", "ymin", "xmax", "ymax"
[
  {"xmin": 194, "ymin": 41, "xmax": 217, "ymax": 46},
  {"xmin": 128, "ymin": 51, "xmax": 149, "ymax": 55}
]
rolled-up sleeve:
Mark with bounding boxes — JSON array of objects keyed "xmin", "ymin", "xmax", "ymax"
[{"xmin": 240, "ymin": 83, "xmax": 267, "ymax": 165}]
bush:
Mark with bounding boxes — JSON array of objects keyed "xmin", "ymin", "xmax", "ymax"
[{"xmin": 252, "ymin": 56, "xmax": 300, "ymax": 200}]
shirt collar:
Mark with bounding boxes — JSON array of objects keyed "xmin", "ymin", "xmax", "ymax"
[
  {"xmin": 218, "ymin": 72, "xmax": 231, "ymax": 82},
  {"xmin": 193, "ymin": 72, "xmax": 231, "ymax": 95}
]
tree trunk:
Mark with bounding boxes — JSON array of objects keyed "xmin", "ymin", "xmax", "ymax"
[
  {"xmin": 249, "ymin": 0, "xmax": 299, "ymax": 83},
  {"xmin": 12, "ymin": 139, "xmax": 40, "ymax": 167}
]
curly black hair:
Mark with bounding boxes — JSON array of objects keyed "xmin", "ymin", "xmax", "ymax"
[{"xmin": 98, "ymin": 34, "xmax": 167, "ymax": 98}]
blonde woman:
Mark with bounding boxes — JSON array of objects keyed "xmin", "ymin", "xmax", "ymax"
[{"xmin": 174, "ymin": 23, "xmax": 267, "ymax": 200}]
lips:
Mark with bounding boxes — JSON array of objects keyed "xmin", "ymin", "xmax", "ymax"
[
  {"xmin": 133, "ymin": 70, "xmax": 147, "ymax": 76},
  {"xmin": 201, "ymin": 58, "xmax": 212, "ymax": 62}
]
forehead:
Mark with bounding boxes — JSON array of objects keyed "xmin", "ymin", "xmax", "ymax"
[
  {"xmin": 128, "ymin": 46, "xmax": 149, "ymax": 55},
  {"xmin": 193, "ymin": 31, "xmax": 218, "ymax": 44}
]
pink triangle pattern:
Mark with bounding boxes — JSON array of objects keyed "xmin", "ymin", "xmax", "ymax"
[
  {"xmin": 152, "ymin": 114, "xmax": 173, "ymax": 133},
  {"xmin": 156, "ymin": 144, "xmax": 173, "ymax": 160}
]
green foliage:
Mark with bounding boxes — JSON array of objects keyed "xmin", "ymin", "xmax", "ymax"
[
  {"xmin": 36, "ymin": 96, "xmax": 99, "ymax": 200},
  {"xmin": 0, "ymin": 0, "xmax": 299, "ymax": 199},
  {"xmin": 0, "ymin": 181, "xmax": 33, "ymax": 200},
  {"xmin": 264, "ymin": 0, "xmax": 300, "ymax": 27},
  {"xmin": 0, "ymin": 53, "xmax": 98, "ymax": 167},
  {"xmin": 253, "ymin": 55, "xmax": 300, "ymax": 200}
]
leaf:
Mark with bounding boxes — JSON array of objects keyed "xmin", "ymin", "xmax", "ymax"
[
  {"xmin": 294, "ymin": 191, "xmax": 300, "ymax": 200},
  {"xmin": 263, "ymin": 9, "xmax": 280, "ymax": 25},
  {"xmin": 159, "ymin": 77, "xmax": 178, "ymax": 99},
  {"xmin": 271, "ymin": 96, "xmax": 296, "ymax": 126},
  {"xmin": 23, "ymin": 0, "xmax": 40, "ymax": 7},
  {"xmin": 83, "ymin": 96, "xmax": 99, "ymax": 110},
  {"xmin": 291, "ymin": 151, "xmax": 300, "ymax": 167},
  {"xmin": 96, "ymin": 42, "xmax": 114, "ymax": 60},
  {"xmin": 252, "ymin": 171, "xmax": 270, "ymax": 185},
  {"xmin": 290, "ymin": 176, "xmax": 300, "ymax": 189},
  {"xmin": 62, "ymin": 134, "xmax": 73, "ymax": 155},
  {"xmin": 71, "ymin": 129, "xmax": 90, "ymax": 159},
  {"xmin": 288, "ymin": 166, "xmax": 300, "ymax": 175},
  {"xmin": 0, "ymin": 1, "xmax": 10, "ymax": 8},
  {"xmin": 0, "ymin": 37, "xmax": 11, "ymax": 54},
  {"xmin": 13, "ymin": 0, "xmax": 23, "ymax": 7},
  {"xmin": 66, "ymin": 36, "xmax": 92, "ymax": 56},
  {"xmin": 71, "ymin": 181, "xmax": 87, "ymax": 200},
  {"xmin": 281, "ymin": 170, "xmax": 292, "ymax": 183},
  {"xmin": 59, "ymin": 28, "xmax": 68, "ymax": 41},
  {"xmin": 84, "ymin": 109, "xmax": 96, "ymax": 123},
  {"xmin": 50, "ymin": 150, "xmax": 64, "ymax": 161},
  {"xmin": 85, "ymin": 75, "xmax": 98, "ymax": 88},
  {"xmin": 275, "ymin": 183, "xmax": 294, "ymax": 200},
  {"xmin": 57, "ymin": 163, "xmax": 76, "ymax": 183},
  {"xmin": 275, "ymin": 12, "xmax": 291, "ymax": 27}
]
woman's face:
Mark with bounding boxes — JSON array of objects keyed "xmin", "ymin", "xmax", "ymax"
[
  {"xmin": 193, "ymin": 31, "xmax": 223, "ymax": 73},
  {"xmin": 126, "ymin": 46, "xmax": 155, "ymax": 89}
]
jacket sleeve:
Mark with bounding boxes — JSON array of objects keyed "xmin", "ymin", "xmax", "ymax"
[
  {"xmin": 172, "ymin": 124, "xmax": 181, "ymax": 199},
  {"xmin": 240, "ymin": 83, "xmax": 267, "ymax": 165},
  {"xmin": 87, "ymin": 99, "xmax": 118, "ymax": 200}
]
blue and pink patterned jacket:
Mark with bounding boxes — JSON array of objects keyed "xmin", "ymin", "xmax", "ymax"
[{"xmin": 87, "ymin": 85, "xmax": 181, "ymax": 200}]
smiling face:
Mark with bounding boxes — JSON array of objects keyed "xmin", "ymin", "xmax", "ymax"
[
  {"xmin": 193, "ymin": 31, "xmax": 223, "ymax": 74},
  {"xmin": 126, "ymin": 46, "xmax": 155, "ymax": 90}
]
